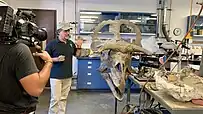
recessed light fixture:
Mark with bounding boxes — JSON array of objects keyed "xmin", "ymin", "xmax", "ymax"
[
  {"xmin": 80, "ymin": 16, "xmax": 99, "ymax": 19},
  {"xmin": 151, "ymin": 13, "xmax": 157, "ymax": 16},
  {"xmin": 80, "ymin": 19, "xmax": 96, "ymax": 22},
  {"xmin": 80, "ymin": 12, "xmax": 102, "ymax": 15},
  {"xmin": 129, "ymin": 20, "xmax": 141, "ymax": 23}
]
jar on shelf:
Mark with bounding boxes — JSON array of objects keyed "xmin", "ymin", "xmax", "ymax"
[
  {"xmin": 197, "ymin": 26, "xmax": 201, "ymax": 35},
  {"xmin": 200, "ymin": 26, "xmax": 203, "ymax": 35}
]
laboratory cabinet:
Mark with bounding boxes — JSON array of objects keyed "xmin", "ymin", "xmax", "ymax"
[{"xmin": 77, "ymin": 57, "xmax": 140, "ymax": 90}]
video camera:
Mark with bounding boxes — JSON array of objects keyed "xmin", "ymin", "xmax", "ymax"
[{"xmin": 0, "ymin": 6, "xmax": 47, "ymax": 47}]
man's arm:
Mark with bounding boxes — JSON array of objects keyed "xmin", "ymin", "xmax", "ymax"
[
  {"xmin": 16, "ymin": 44, "xmax": 53, "ymax": 97},
  {"xmin": 73, "ymin": 39, "xmax": 83, "ymax": 57},
  {"xmin": 52, "ymin": 57, "xmax": 60, "ymax": 62},
  {"xmin": 75, "ymin": 44, "xmax": 82, "ymax": 57}
]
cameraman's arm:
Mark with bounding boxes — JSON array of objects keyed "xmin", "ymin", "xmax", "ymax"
[{"xmin": 16, "ymin": 44, "xmax": 52, "ymax": 97}]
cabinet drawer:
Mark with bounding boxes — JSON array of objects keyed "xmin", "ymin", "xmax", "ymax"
[
  {"xmin": 77, "ymin": 81, "xmax": 109, "ymax": 89},
  {"xmin": 77, "ymin": 81, "xmax": 92, "ymax": 89},
  {"xmin": 77, "ymin": 59, "xmax": 109, "ymax": 89},
  {"xmin": 78, "ymin": 62, "xmax": 100, "ymax": 71}
]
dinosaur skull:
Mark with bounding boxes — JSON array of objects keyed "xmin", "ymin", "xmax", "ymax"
[{"xmin": 91, "ymin": 20, "xmax": 152, "ymax": 101}]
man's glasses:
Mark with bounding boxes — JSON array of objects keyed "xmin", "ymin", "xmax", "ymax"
[{"xmin": 65, "ymin": 29, "xmax": 71, "ymax": 32}]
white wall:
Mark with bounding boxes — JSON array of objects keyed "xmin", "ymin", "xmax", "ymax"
[{"xmin": 171, "ymin": 0, "xmax": 203, "ymax": 40}]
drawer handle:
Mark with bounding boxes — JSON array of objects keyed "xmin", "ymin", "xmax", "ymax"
[
  {"xmin": 87, "ymin": 82, "xmax": 92, "ymax": 85},
  {"xmin": 87, "ymin": 73, "xmax": 92, "ymax": 76},
  {"xmin": 88, "ymin": 61, "xmax": 92, "ymax": 64},
  {"xmin": 88, "ymin": 66, "xmax": 92, "ymax": 69}
]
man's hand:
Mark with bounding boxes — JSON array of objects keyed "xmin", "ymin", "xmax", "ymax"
[
  {"xmin": 51, "ymin": 55, "xmax": 65, "ymax": 62},
  {"xmin": 75, "ymin": 39, "xmax": 83, "ymax": 48},
  {"xmin": 58, "ymin": 55, "xmax": 65, "ymax": 62},
  {"xmin": 33, "ymin": 51, "xmax": 53, "ymax": 62}
]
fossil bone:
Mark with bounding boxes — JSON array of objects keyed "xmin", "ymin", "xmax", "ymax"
[
  {"xmin": 91, "ymin": 19, "xmax": 152, "ymax": 101},
  {"xmin": 154, "ymin": 67, "xmax": 203, "ymax": 102}
]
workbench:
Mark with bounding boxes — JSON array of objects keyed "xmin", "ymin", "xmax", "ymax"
[{"xmin": 127, "ymin": 75, "xmax": 203, "ymax": 114}]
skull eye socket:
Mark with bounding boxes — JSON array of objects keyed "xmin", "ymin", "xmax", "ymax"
[
  {"xmin": 101, "ymin": 52, "xmax": 105, "ymax": 57},
  {"xmin": 116, "ymin": 63, "xmax": 121, "ymax": 72}
]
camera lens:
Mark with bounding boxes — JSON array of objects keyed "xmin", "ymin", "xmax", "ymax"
[{"xmin": 34, "ymin": 28, "xmax": 47, "ymax": 41}]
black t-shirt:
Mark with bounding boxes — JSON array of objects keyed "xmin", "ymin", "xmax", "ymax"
[
  {"xmin": 45, "ymin": 39, "xmax": 77, "ymax": 79},
  {"xmin": 0, "ymin": 43, "xmax": 39, "ymax": 113}
]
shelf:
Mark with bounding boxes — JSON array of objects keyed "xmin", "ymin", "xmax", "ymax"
[
  {"xmin": 81, "ymin": 22, "xmax": 100, "ymax": 24},
  {"xmin": 136, "ymin": 24, "xmax": 156, "ymax": 26},
  {"xmin": 193, "ymin": 35, "xmax": 203, "ymax": 37},
  {"xmin": 79, "ymin": 32, "xmax": 156, "ymax": 36},
  {"xmin": 189, "ymin": 44, "xmax": 203, "ymax": 46}
]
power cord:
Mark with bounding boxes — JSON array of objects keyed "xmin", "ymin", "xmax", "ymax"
[{"xmin": 120, "ymin": 104, "xmax": 138, "ymax": 114}]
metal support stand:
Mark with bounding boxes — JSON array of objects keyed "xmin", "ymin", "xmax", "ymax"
[
  {"xmin": 126, "ymin": 78, "xmax": 131, "ymax": 112},
  {"xmin": 115, "ymin": 97, "xmax": 117, "ymax": 114},
  {"xmin": 114, "ymin": 78, "xmax": 132, "ymax": 114},
  {"xmin": 178, "ymin": 50, "xmax": 182, "ymax": 72},
  {"xmin": 199, "ymin": 49, "xmax": 203, "ymax": 76}
]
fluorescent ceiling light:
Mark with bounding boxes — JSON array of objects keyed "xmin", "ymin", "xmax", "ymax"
[
  {"xmin": 151, "ymin": 14, "xmax": 157, "ymax": 16},
  {"xmin": 80, "ymin": 12, "xmax": 102, "ymax": 15},
  {"xmin": 80, "ymin": 16, "xmax": 99, "ymax": 19},
  {"xmin": 130, "ymin": 20, "xmax": 141, "ymax": 23},
  {"xmin": 146, "ymin": 17, "xmax": 157, "ymax": 20},
  {"xmin": 80, "ymin": 19, "xmax": 96, "ymax": 22},
  {"xmin": 137, "ymin": 17, "xmax": 142, "ymax": 19},
  {"xmin": 80, "ymin": 21, "xmax": 95, "ymax": 23},
  {"xmin": 80, "ymin": 19, "xmax": 95, "ymax": 21}
]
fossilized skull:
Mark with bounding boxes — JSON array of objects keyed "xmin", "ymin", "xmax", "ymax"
[{"xmin": 90, "ymin": 20, "xmax": 152, "ymax": 101}]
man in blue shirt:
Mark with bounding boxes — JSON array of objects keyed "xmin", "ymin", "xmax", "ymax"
[{"xmin": 46, "ymin": 22, "xmax": 83, "ymax": 114}]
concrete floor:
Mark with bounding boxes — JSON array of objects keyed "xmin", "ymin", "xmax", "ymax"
[{"xmin": 35, "ymin": 89, "xmax": 139, "ymax": 114}]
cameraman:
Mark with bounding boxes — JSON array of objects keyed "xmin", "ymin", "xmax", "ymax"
[
  {"xmin": 0, "ymin": 2, "xmax": 53, "ymax": 114},
  {"xmin": 0, "ymin": 43, "xmax": 53, "ymax": 114}
]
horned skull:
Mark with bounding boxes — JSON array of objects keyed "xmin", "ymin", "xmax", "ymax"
[{"xmin": 90, "ymin": 20, "xmax": 152, "ymax": 101}]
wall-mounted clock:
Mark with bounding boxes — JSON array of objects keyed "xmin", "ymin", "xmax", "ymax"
[{"xmin": 173, "ymin": 28, "xmax": 182, "ymax": 36}]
